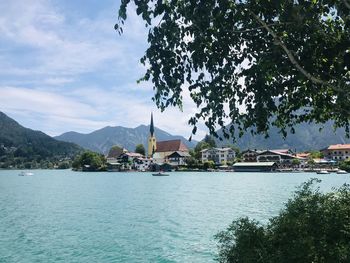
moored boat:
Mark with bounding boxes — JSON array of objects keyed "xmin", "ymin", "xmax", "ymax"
[
  {"xmin": 337, "ymin": 169, "xmax": 348, "ymax": 174},
  {"xmin": 18, "ymin": 171, "xmax": 34, "ymax": 176},
  {"xmin": 316, "ymin": 170, "xmax": 329, "ymax": 174},
  {"xmin": 152, "ymin": 172, "xmax": 169, "ymax": 176}
]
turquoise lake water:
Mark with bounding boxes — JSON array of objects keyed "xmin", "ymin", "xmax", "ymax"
[{"xmin": 1, "ymin": 170, "xmax": 349, "ymax": 262}]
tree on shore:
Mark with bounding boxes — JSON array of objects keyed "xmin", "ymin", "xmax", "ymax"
[
  {"xmin": 309, "ymin": 151, "xmax": 324, "ymax": 159},
  {"xmin": 339, "ymin": 158, "xmax": 350, "ymax": 172},
  {"xmin": 72, "ymin": 151, "xmax": 106, "ymax": 171},
  {"xmin": 116, "ymin": 1, "xmax": 350, "ymax": 140},
  {"xmin": 291, "ymin": 158, "xmax": 301, "ymax": 168},
  {"xmin": 135, "ymin": 144, "xmax": 146, "ymax": 156},
  {"xmin": 215, "ymin": 179, "xmax": 350, "ymax": 262},
  {"xmin": 107, "ymin": 145, "xmax": 124, "ymax": 158}
]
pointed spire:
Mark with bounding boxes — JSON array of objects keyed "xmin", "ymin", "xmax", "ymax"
[{"xmin": 150, "ymin": 112, "xmax": 154, "ymax": 136}]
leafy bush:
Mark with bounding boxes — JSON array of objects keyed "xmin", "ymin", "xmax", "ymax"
[
  {"xmin": 203, "ymin": 160, "xmax": 216, "ymax": 170},
  {"xmin": 72, "ymin": 151, "xmax": 106, "ymax": 171},
  {"xmin": 339, "ymin": 159, "xmax": 350, "ymax": 172},
  {"xmin": 215, "ymin": 179, "xmax": 350, "ymax": 262}
]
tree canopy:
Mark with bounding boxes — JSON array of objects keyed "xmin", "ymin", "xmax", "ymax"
[
  {"xmin": 107, "ymin": 145, "xmax": 124, "ymax": 158},
  {"xmin": 116, "ymin": 0, "xmax": 350, "ymax": 140},
  {"xmin": 215, "ymin": 179, "xmax": 350, "ymax": 262},
  {"xmin": 72, "ymin": 151, "xmax": 106, "ymax": 171},
  {"xmin": 135, "ymin": 144, "xmax": 146, "ymax": 156}
]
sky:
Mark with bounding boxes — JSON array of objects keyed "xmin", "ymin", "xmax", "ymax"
[{"xmin": 0, "ymin": 0, "xmax": 207, "ymax": 139}]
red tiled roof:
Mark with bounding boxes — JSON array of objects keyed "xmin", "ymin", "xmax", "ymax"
[
  {"xmin": 156, "ymin": 139, "xmax": 189, "ymax": 152},
  {"xmin": 328, "ymin": 144, "xmax": 350, "ymax": 150}
]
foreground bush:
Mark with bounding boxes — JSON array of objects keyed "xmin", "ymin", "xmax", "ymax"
[{"xmin": 215, "ymin": 179, "xmax": 350, "ymax": 263}]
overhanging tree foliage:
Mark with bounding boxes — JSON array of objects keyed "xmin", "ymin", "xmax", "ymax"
[{"xmin": 116, "ymin": 1, "xmax": 350, "ymax": 140}]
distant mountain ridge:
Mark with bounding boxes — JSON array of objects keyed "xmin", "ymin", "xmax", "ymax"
[
  {"xmin": 55, "ymin": 124, "xmax": 197, "ymax": 154},
  {"xmin": 215, "ymin": 121, "xmax": 350, "ymax": 152},
  {"xmin": 0, "ymin": 111, "xmax": 82, "ymax": 160}
]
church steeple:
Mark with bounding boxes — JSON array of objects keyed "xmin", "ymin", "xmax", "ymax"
[
  {"xmin": 150, "ymin": 112, "xmax": 154, "ymax": 137},
  {"xmin": 148, "ymin": 112, "xmax": 157, "ymax": 157}
]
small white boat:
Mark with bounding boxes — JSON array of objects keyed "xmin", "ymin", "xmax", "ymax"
[
  {"xmin": 316, "ymin": 170, "xmax": 329, "ymax": 174},
  {"xmin": 18, "ymin": 171, "xmax": 34, "ymax": 176},
  {"xmin": 337, "ymin": 169, "xmax": 348, "ymax": 174}
]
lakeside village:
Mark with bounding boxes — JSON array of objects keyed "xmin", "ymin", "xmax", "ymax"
[{"xmin": 75, "ymin": 114, "xmax": 350, "ymax": 174}]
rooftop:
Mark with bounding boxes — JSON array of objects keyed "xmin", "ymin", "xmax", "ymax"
[
  {"xmin": 233, "ymin": 162, "xmax": 276, "ymax": 167},
  {"xmin": 166, "ymin": 151, "xmax": 191, "ymax": 158},
  {"xmin": 156, "ymin": 139, "xmax": 188, "ymax": 152},
  {"xmin": 201, "ymin": 147, "xmax": 234, "ymax": 152},
  {"xmin": 327, "ymin": 144, "xmax": 350, "ymax": 150}
]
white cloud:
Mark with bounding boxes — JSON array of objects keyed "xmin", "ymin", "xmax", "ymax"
[
  {"xmin": 0, "ymin": 0, "xmax": 147, "ymax": 80},
  {"xmin": 0, "ymin": 85, "xmax": 206, "ymax": 139},
  {"xmin": 0, "ymin": 86, "xmax": 99, "ymax": 119},
  {"xmin": 0, "ymin": 1, "xmax": 208, "ymax": 140}
]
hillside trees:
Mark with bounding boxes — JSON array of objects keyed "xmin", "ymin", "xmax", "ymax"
[{"xmin": 116, "ymin": 0, "xmax": 350, "ymax": 140}]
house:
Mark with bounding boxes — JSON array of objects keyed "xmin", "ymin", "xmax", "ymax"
[
  {"xmin": 242, "ymin": 149, "xmax": 263, "ymax": 162},
  {"xmin": 150, "ymin": 162, "xmax": 173, "ymax": 172},
  {"xmin": 106, "ymin": 160, "xmax": 121, "ymax": 172},
  {"xmin": 152, "ymin": 140, "xmax": 189, "ymax": 164},
  {"xmin": 257, "ymin": 150, "xmax": 295, "ymax": 164},
  {"xmin": 166, "ymin": 151, "xmax": 191, "ymax": 166},
  {"xmin": 201, "ymin": 147, "xmax": 235, "ymax": 164},
  {"xmin": 106, "ymin": 145, "xmax": 127, "ymax": 171},
  {"xmin": 322, "ymin": 144, "xmax": 350, "ymax": 161},
  {"xmin": 133, "ymin": 157, "xmax": 153, "ymax": 171},
  {"xmin": 232, "ymin": 162, "xmax": 278, "ymax": 172},
  {"xmin": 118, "ymin": 152, "xmax": 144, "ymax": 170}
]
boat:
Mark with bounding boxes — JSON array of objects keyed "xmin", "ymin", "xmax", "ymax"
[
  {"xmin": 316, "ymin": 170, "xmax": 329, "ymax": 174},
  {"xmin": 337, "ymin": 169, "xmax": 348, "ymax": 174},
  {"xmin": 152, "ymin": 172, "xmax": 169, "ymax": 176},
  {"xmin": 18, "ymin": 171, "xmax": 34, "ymax": 176}
]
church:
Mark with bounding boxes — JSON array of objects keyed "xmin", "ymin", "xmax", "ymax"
[{"xmin": 147, "ymin": 113, "xmax": 190, "ymax": 166}]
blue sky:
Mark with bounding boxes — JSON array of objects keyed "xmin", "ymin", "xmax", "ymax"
[{"xmin": 0, "ymin": 0, "xmax": 206, "ymax": 139}]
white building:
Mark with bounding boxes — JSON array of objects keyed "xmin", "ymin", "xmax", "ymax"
[
  {"xmin": 322, "ymin": 144, "xmax": 350, "ymax": 161},
  {"xmin": 166, "ymin": 151, "xmax": 191, "ymax": 166},
  {"xmin": 133, "ymin": 157, "xmax": 153, "ymax": 171},
  {"xmin": 201, "ymin": 147, "xmax": 235, "ymax": 164}
]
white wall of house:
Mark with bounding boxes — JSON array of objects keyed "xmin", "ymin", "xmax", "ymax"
[
  {"xmin": 134, "ymin": 158, "xmax": 153, "ymax": 171},
  {"xmin": 201, "ymin": 148, "xmax": 235, "ymax": 164},
  {"xmin": 167, "ymin": 157, "xmax": 186, "ymax": 166},
  {"xmin": 325, "ymin": 149, "xmax": 350, "ymax": 161}
]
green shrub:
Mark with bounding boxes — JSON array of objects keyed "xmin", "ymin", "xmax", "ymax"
[
  {"xmin": 215, "ymin": 179, "xmax": 350, "ymax": 262},
  {"xmin": 203, "ymin": 160, "xmax": 215, "ymax": 170},
  {"xmin": 339, "ymin": 159, "xmax": 350, "ymax": 172}
]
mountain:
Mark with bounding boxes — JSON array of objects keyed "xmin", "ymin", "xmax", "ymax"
[
  {"xmin": 215, "ymin": 122, "xmax": 350, "ymax": 152},
  {"xmin": 0, "ymin": 111, "xmax": 82, "ymax": 162},
  {"xmin": 55, "ymin": 125, "xmax": 197, "ymax": 154}
]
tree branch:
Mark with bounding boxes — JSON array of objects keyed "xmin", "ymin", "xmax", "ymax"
[
  {"xmin": 230, "ymin": 23, "xmax": 292, "ymax": 34},
  {"xmin": 248, "ymin": 10, "xmax": 329, "ymax": 86}
]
